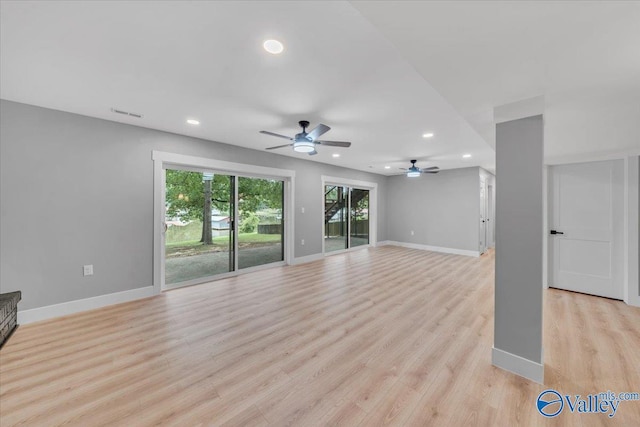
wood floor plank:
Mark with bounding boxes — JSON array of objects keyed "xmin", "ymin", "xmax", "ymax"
[{"xmin": 1, "ymin": 246, "xmax": 639, "ymax": 426}]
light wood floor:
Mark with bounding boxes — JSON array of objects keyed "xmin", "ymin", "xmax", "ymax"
[{"xmin": 1, "ymin": 247, "xmax": 639, "ymax": 426}]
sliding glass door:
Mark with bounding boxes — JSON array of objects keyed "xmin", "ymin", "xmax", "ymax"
[
  {"xmin": 324, "ymin": 185, "xmax": 370, "ymax": 253},
  {"xmin": 238, "ymin": 177, "xmax": 284, "ymax": 269},
  {"xmin": 350, "ymin": 188, "xmax": 369, "ymax": 247},
  {"xmin": 164, "ymin": 169, "xmax": 284, "ymax": 288},
  {"xmin": 164, "ymin": 170, "xmax": 234, "ymax": 285},
  {"xmin": 324, "ymin": 186, "xmax": 348, "ymax": 252}
]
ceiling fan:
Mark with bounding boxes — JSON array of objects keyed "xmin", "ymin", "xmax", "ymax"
[
  {"xmin": 260, "ymin": 120, "xmax": 351, "ymax": 156},
  {"xmin": 400, "ymin": 159, "xmax": 440, "ymax": 177}
]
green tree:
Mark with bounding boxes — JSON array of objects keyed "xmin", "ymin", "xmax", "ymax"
[
  {"xmin": 165, "ymin": 170, "xmax": 283, "ymax": 245},
  {"xmin": 239, "ymin": 212, "xmax": 259, "ymax": 233}
]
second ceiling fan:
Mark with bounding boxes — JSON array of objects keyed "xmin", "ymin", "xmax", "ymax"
[
  {"xmin": 260, "ymin": 120, "xmax": 351, "ymax": 156},
  {"xmin": 400, "ymin": 159, "xmax": 440, "ymax": 177}
]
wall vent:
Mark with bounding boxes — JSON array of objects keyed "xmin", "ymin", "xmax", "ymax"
[{"xmin": 110, "ymin": 108, "xmax": 143, "ymax": 118}]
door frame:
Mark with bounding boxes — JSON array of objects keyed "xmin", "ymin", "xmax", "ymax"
[
  {"xmin": 544, "ymin": 155, "xmax": 639, "ymax": 307},
  {"xmin": 487, "ymin": 183, "xmax": 495, "ymax": 248},
  {"xmin": 152, "ymin": 151, "xmax": 295, "ymax": 293},
  {"xmin": 479, "ymin": 176, "xmax": 487, "ymax": 254},
  {"xmin": 321, "ymin": 176, "xmax": 377, "ymax": 255},
  {"xmin": 547, "ymin": 159, "xmax": 624, "ymax": 300}
]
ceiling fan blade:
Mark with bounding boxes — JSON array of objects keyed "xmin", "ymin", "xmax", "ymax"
[
  {"xmin": 424, "ymin": 170, "xmax": 439, "ymax": 174},
  {"xmin": 265, "ymin": 143, "xmax": 293, "ymax": 150},
  {"xmin": 308, "ymin": 150, "xmax": 318, "ymax": 156},
  {"xmin": 259, "ymin": 130, "xmax": 293, "ymax": 140},
  {"xmin": 421, "ymin": 166, "xmax": 439, "ymax": 171},
  {"xmin": 398, "ymin": 168, "xmax": 408, "ymax": 171},
  {"xmin": 306, "ymin": 123, "xmax": 330, "ymax": 141},
  {"xmin": 316, "ymin": 140, "xmax": 351, "ymax": 147}
]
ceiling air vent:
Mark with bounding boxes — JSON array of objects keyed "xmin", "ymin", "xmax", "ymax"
[{"xmin": 110, "ymin": 108, "xmax": 143, "ymax": 118}]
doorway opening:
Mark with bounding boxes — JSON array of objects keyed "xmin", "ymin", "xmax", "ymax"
[
  {"xmin": 321, "ymin": 176, "xmax": 377, "ymax": 255},
  {"xmin": 324, "ymin": 185, "xmax": 369, "ymax": 252}
]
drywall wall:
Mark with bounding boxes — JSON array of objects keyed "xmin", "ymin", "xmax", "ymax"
[
  {"xmin": 0, "ymin": 100, "xmax": 387, "ymax": 310},
  {"xmin": 493, "ymin": 115, "xmax": 544, "ymax": 382},
  {"xmin": 386, "ymin": 167, "xmax": 480, "ymax": 252}
]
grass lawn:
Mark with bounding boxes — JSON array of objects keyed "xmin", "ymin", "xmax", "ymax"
[{"xmin": 166, "ymin": 232, "xmax": 281, "ymax": 257}]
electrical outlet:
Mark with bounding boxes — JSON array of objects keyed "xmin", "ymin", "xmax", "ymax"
[
  {"xmin": 411, "ymin": 230, "xmax": 415, "ymax": 236},
  {"xmin": 301, "ymin": 239, "xmax": 305, "ymax": 245},
  {"xmin": 83, "ymin": 264, "xmax": 94, "ymax": 276},
  {"xmin": 301, "ymin": 207, "xmax": 305, "ymax": 214}
]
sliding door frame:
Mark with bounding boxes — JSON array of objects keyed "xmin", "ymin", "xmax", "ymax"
[
  {"xmin": 153, "ymin": 151, "xmax": 295, "ymax": 293},
  {"xmin": 321, "ymin": 175, "xmax": 378, "ymax": 255}
]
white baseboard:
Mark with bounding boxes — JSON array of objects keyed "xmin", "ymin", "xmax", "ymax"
[
  {"xmin": 383, "ymin": 241, "xmax": 480, "ymax": 257},
  {"xmin": 492, "ymin": 346, "xmax": 544, "ymax": 384},
  {"xmin": 290, "ymin": 253, "xmax": 324, "ymax": 265},
  {"xmin": 17, "ymin": 286, "xmax": 157, "ymax": 325}
]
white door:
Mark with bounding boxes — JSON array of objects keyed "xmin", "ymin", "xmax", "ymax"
[
  {"xmin": 479, "ymin": 177, "xmax": 487, "ymax": 254},
  {"xmin": 549, "ymin": 160, "xmax": 624, "ymax": 299}
]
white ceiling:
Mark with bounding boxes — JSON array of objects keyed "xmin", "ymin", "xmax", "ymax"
[
  {"xmin": 0, "ymin": 1, "xmax": 492, "ymax": 175},
  {"xmin": 2, "ymin": 2, "xmax": 638, "ymax": 175},
  {"xmin": 351, "ymin": 1, "xmax": 640, "ymax": 162}
]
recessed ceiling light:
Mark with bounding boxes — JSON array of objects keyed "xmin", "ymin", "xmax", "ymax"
[
  {"xmin": 463, "ymin": 153, "xmax": 472, "ymax": 158},
  {"xmin": 187, "ymin": 119, "xmax": 200, "ymax": 125},
  {"xmin": 422, "ymin": 133, "xmax": 434, "ymax": 138},
  {"xmin": 263, "ymin": 39, "xmax": 284, "ymax": 54},
  {"xmin": 332, "ymin": 153, "xmax": 340, "ymax": 158},
  {"xmin": 384, "ymin": 166, "xmax": 391, "ymax": 169}
]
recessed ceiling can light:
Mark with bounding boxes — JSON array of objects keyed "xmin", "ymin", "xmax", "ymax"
[
  {"xmin": 384, "ymin": 166, "xmax": 391, "ymax": 169},
  {"xmin": 463, "ymin": 153, "xmax": 472, "ymax": 158},
  {"xmin": 263, "ymin": 39, "xmax": 284, "ymax": 54},
  {"xmin": 187, "ymin": 119, "xmax": 200, "ymax": 125},
  {"xmin": 422, "ymin": 133, "xmax": 434, "ymax": 138},
  {"xmin": 332, "ymin": 153, "xmax": 340, "ymax": 158}
]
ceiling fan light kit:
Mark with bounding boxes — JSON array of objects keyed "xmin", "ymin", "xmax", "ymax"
[
  {"xmin": 401, "ymin": 159, "xmax": 439, "ymax": 177},
  {"xmin": 261, "ymin": 120, "xmax": 351, "ymax": 156},
  {"xmin": 293, "ymin": 141, "xmax": 316, "ymax": 153}
]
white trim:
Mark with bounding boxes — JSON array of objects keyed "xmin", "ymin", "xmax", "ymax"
[
  {"xmin": 492, "ymin": 346, "xmax": 544, "ymax": 384},
  {"xmin": 153, "ymin": 165, "xmax": 165, "ymax": 293},
  {"xmin": 493, "ymin": 96, "xmax": 544, "ymax": 124},
  {"xmin": 626, "ymin": 156, "xmax": 640, "ymax": 307},
  {"xmin": 543, "ymin": 166, "xmax": 549, "ymax": 289},
  {"xmin": 377, "ymin": 240, "xmax": 392, "ymax": 246},
  {"xmin": 17, "ymin": 286, "xmax": 156, "ymax": 325},
  {"xmin": 384, "ymin": 241, "xmax": 480, "ymax": 257},
  {"xmin": 152, "ymin": 150, "xmax": 295, "ymax": 291},
  {"xmin": 152, "ymin": 151, "xmax": 296, "ymax": 180},
  {"xmin": 545, "ymin": 147, "xmax": 640, "ymax": 167},
  {"xmin": 290, "ymin": 253, "xmax": 325, "ymax": 265},
  {"xmin": 624, "ymin": 157, "xmax": 629, "ymax": 304}
]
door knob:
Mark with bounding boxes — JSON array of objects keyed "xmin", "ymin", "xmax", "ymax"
[{"xmin": 550, "ymin": 230, "xmax": 564, "ymax": 235}]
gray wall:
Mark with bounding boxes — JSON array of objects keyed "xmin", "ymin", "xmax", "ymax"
[
  {"xmin": 386, "ymin": 167, "xmax": 481, "ymax": 252},
  {"xmin": 0, "ymin": 100, "xmax": 387, "ymax": 310},
  {"xmin": 494, "ymin": 115, "xmax": 543, "ymax": 364}
]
